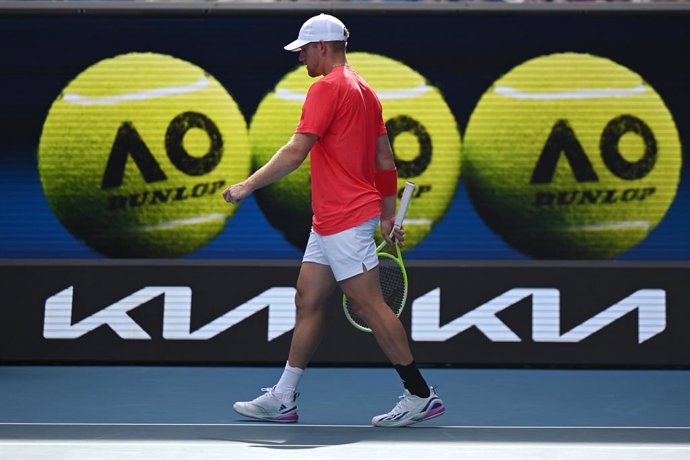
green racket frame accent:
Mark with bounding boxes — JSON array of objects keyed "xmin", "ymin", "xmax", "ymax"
[
  {"xmin": 342, "ymin": 181, "xmax": 415, "ymax": 333},
  {"xmin": 342, "ymin": 239, "xmax": 409, "ymax": 333}
]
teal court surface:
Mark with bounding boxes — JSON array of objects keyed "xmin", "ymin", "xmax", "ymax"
[{"xmin": 0, "ymin": 366, "xmax": 689, "ymax": 459}]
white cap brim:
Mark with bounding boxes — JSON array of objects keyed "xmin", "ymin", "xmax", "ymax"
[{"xmin": 284, "ymin": 38, "xmax": 310, "ymax": 52}]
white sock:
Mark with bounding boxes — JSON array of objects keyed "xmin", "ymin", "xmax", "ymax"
[{"xmin": 273, "ymin": 362, "xmax": 304, "ymax": 403}]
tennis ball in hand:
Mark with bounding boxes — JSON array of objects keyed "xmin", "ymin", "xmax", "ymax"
[
  {"xmin": 249, "ymin": 52, "xmax": 461, "ymax": 251},
  {"xmin": 463, "ymin": 52, "xmax": 681, "ymax": 259},
  {"xmin": 38, "ymin": 52, "xmax": 250, "ymax": 257}
]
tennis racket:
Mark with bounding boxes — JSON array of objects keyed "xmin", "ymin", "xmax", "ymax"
[{"xmin": 343, "ymin": 181, "xmax": 415, "ymax": 333}]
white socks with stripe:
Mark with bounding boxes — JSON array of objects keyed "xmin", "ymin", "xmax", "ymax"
[{"xmin": 274, "ymin": 362, "xmax": 304, "ymax": 403}]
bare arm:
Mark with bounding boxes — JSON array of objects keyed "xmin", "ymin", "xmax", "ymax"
[
  {"xmin": 375, "ymin": 134, "xmax": 404, "ymax": 245},
  {"xmin": 375, "ymin": 134, "xmax": 396, "ymax": 170},
  {"xmin": 222, "ymin": 133, "xmax": 317, "ymax": 204}
]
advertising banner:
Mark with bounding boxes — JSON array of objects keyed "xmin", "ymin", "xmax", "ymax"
[
  {"xmin": 2, "ymin": 7, "xmax": 690, "ymax": 367},
  {"xmin": 1, "ymin": 9, "xmax": 689, "ymax": 261},
  {"xmin": 1, "ymin": 261, "xmax": 687, "ymax": 366}
]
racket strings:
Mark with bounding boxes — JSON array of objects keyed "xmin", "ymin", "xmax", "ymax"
[
  {"xmin": 344, "ymin": 256, "xmax": 406, "ymax": 329},
  {"xmin": 378, "ymin": 257, "xmax": 406, "ymax": 314}
]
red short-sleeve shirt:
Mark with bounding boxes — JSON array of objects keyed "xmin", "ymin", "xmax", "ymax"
[{"xmin": 296, "ymin": 65, "xmax": 388, "ymax": 235}]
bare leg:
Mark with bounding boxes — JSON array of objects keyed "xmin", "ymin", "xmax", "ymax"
[
  {"xmin": 287, "ymin": 262, "xmax": 337, "ymax": 369},
  {"xmin": 339, "ymin": 266, "xmax": 413, "ymax": 365}
]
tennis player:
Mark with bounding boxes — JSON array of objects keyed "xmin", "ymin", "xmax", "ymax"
[{"xmin": 222, "ymin": 13, "xmax": 445, "ymax": 427}]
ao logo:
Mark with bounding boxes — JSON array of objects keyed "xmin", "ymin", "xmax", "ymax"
[
  {"xmin": 463, "ymin": 53, "xmax": 681, "ymax": 259},
  {"xmin": 38, "ymin": 53, "xmax": 251, "ymax": 258}
]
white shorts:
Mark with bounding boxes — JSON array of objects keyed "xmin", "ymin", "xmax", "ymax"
[{"xmin": 302, "ymin": 217, "xmax": 380, "ymax": 282}]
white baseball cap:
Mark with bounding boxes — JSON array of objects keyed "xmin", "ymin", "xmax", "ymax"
[{"xmin": 284, "ymin": 14, "xmax": 349, "ymax": 51}]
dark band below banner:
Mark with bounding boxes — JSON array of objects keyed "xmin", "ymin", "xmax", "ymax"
[{"xmin": 1, "ymin": 261, "xmax": 688, "ymax": 367}]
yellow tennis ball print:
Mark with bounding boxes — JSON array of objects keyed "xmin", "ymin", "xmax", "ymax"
[
  {"xmin": 463, "ymin": 53, "xmax": 682, "ymax": 259},
  {"xmin": 38, "ymin": 52, "xmax": 250, "ymax": 257},
  {"xmin": 250, "ymin": 52, "xmax": 462, "ymax": 251}
]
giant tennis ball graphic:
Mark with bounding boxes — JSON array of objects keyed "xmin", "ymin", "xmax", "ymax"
[
  {"xmin": 249, "ymin": 52, "xmax": 461, "ymax": 250},
  {"xmin": 463, "ymin": 53, "xmax": 681, "ymax": 259},
  {"xmin": 38, "ymin": 52, "xmax": 250, "ymax": 257}
]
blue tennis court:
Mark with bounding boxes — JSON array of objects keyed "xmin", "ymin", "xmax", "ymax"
[{"xmin": 1, "ymin": 366, "xmax": 688, "ymax": 458}]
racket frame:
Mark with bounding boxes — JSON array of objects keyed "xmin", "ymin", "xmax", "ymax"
[{"xmin": 342, "ymin": 181, "xmax": 415, "ymax": 333}]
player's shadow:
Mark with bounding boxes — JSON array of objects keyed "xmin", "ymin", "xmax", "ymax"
[
  {"xmin": 218, "ymin": 422, "xmax": 690, "ymax": 451},
  {"xmin": 221, "ymin": 423, "xmax": 451, "ymax": 450}
]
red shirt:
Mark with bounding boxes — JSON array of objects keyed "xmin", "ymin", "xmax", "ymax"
[{"xmin": 296, "ymin": 65, "xmax": 387, "ymax": 235}]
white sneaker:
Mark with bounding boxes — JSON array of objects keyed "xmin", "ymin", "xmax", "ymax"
[
  {"xmin": 372, "ymin": 387, "xmax": 445, "ymax": 427},
  {"xmin": 233, "ymin": 387, "xmax": 299, "ymax": 423}
]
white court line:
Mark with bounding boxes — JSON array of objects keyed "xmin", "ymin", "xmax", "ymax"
[
  {"xmin": 2, "ymin": 430, "xmax": 688, "ymax": 460},
  {"xmin": 0, "ymin": 441, "xmax": 689, "ymax": 450},
  {"xmin": 1, "ymin": 422, "xmax": 689, "ymax": 430},
  {"xmin": 0, "ymin": 441, "xmax": 687, "ymax": 446}
]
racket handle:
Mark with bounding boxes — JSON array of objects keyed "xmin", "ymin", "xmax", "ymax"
[{"xmin": 394, "ymin": 182, "xmax": 416, "ymax": 229}]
